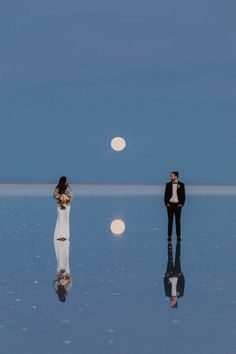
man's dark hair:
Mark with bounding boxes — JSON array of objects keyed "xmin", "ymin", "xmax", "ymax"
[{"xmin": 171, "ymin": 171, "xmax": 179, "ymax": 178}]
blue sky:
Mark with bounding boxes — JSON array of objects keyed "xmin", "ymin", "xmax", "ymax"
[{"xmin": 0, "ymin": 0, "xmax": 235, "ymax": 184}]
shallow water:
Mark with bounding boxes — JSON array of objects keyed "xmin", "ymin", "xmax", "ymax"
[{"xmin": 0, "ymin": 195, "xmax": 235, "ymax": 354}]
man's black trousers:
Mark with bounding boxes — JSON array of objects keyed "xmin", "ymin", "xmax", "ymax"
[{"xmin": 167, "ymin": 203, "xmax": 182, "ymax": 237}]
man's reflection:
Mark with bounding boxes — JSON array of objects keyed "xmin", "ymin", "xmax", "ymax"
[
  {"xmin": 164, "ymin": 242, "xmax": 185, "ymax": 308},
  {"xmin": 53, "ymin": 238, "xmax": 72, "ymax": 302}
]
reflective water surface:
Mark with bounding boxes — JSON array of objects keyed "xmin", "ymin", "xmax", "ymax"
[{"xmin": 0, "ymin": 195, "xmax": 235, "ymax": 354}]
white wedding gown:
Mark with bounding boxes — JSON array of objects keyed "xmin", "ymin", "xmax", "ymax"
[{"xmin": 54, "ymin": 205, "xmax": 71, "ymax": 274}]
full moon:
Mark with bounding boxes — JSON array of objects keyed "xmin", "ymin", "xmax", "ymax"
[
  {"xmin": 111, "ymin": 137, "xmax": 126, "ymax": 151},
  {"xmin": 110, "ymin": 219, "xmax": 126, "ymax": 236}
]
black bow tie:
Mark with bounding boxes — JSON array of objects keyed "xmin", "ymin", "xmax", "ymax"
[{"xmin": 172, "ymin": 182, "xmax": 178, "ymax": 184}]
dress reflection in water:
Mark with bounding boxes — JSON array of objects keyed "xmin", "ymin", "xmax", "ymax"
[{"xmin": 53, "ymin": 176, "xmax": 73, "ymax": 302}]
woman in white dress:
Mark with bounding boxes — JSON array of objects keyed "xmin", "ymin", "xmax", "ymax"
[
  {"xmin": 54, "ymin": 176, "xmax": 73, "ymax": 241},
  {"xmin": 53, "ymin": 176, "xmax": 73, "ymax": 302}
]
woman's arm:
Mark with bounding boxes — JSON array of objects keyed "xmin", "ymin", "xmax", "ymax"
[{"xmin": 54, "ymin": 188, "xmax": 61, "ymax": 202}]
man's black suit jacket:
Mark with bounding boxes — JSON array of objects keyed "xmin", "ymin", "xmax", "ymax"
[
  {"xmin": 164, "ymin": 181, "xmax": 186, "ymax": 206},
  {"xmin": 164, "ymin": 274, "xmax": 185, "ymax": 298}
]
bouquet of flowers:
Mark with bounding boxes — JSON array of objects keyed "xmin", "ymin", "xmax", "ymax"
[
  {"xmin": 59, "ymin": 273, "xmax": 71, "ymax": 286},
  {"xmin": 58, "ymin": 194, "xmax": 71, "ymax": 209}
]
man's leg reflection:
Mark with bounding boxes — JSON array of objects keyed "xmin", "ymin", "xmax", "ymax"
[
  {"xmin": 164, "ymin": 242, "xmax": 185, "ymax": 308},
  {"xmin": 166, "ymin": 242, "xmax": 174, "ymax": 274},
  {"xmin": 174, "ymin": 241, "xmax": 181, "ymax": 274}
]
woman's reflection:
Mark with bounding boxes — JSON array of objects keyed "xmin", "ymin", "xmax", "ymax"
[
  {"xmin": 164, "ymin": 242, "xmax": 185, "ymax": 308},
  {"xmin": 53, "ymin": 239, "xmax": 72, "ymax": 302}
]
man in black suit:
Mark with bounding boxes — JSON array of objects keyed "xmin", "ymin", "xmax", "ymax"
[
  {"xmin": 164, "ymin": 171, "xmax": 185, "ymax": 241},
  {"xmin": 164, "ymin": 241, "xmax": 185, "ymax": 308}
]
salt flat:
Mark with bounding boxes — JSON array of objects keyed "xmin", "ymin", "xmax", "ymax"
[{"xmin": 0, "ymin": 195, "xmax": 235, "ymax": 353}]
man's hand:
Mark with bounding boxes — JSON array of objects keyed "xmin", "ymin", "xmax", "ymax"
[
  {"xmin": 166, "ymin": 204, "xmax": 171, "ymax": 207},
  {"xmin": 178, "ymin": 204, "xmax": 183, "ymax": 208}
]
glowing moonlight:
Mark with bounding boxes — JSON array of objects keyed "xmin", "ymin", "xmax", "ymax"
[
  {"xmin": 111, "ymin": 137, "xmax": 126, "ymax": 151},
  {"xmin": 110, "ymin": 219, "xmax": 126, "ymax": 236}
]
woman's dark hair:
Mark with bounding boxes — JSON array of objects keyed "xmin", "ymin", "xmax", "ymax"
[
  {"xmin": 56, "ymin": 176, "xmax": 68, "ymax": 194},
  {"xmin": 56, "ymin": 284, "xmax": 67, "ymax": 302}
]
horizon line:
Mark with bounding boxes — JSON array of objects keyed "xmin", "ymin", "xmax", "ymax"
[{"xmin": 0, "ymin": 183, "xmax": 236, "ymax": 196}]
